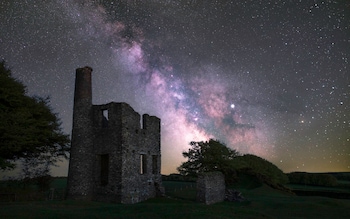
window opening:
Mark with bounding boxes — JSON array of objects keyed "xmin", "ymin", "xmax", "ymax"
[
  {"xmin": 140, "ymin": 115, "xmax": 143, "ymax": 129},
  {"xmin": 100, "ymin": 154, "xmax": 109, "ymax": 186},
  {"xmin": 103, "ymin": 109, "xmax": 109, "ymax": 120},
  {"xmin": 102, "ymin": 109, "xmax": 109, "ymax": 127},
  {"xmin": 140, "ymin": 154, "xmax": 147, "ymax": 174},
  {"xmin": 152, "ymin": 155, "xmax": 158, "ymax": 174}
]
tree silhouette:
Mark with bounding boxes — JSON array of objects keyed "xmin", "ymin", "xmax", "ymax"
[
  {"xmin": 0, "ymin": 61, "xmax": 70, "ymax": 171},
  {"xmin": 177, "ymin": 139, "xmax": 239, "ymax": 182}
]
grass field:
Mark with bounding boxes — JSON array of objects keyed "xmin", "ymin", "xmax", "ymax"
[{"xmin": 1, "ymin": 177, "xmax": 350, "ymax": 218}]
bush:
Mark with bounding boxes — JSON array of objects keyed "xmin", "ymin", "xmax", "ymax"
[
  {"xmin": 288, "ymin": 172, "xmax": 338, "ymax": 187},
  {"xmin": 234, "ymin": 154, "xmax": 289, "ymax": 185}
]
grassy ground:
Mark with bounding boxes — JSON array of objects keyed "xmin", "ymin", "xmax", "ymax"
[{"xmin": 0, "ymin": 178, "xmax": 350, "ymax": 218}]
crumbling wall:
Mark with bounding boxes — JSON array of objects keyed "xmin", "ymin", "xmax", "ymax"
[
  {"xmin": 92, "ymin": 103, "xmax": 123, "ymax": 203},
  {"xmin": 196, "ymin": 172, "xmax": 225, "ymax": 205},
  {"xmin": 119, "ymin": 106, "xmax": 162, "ymax": 204},
  {"xmin": 91, "ymin": 102, "xmax": 162, "ymax": 204}
]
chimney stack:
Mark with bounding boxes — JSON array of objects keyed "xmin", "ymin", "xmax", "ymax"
[
  {"xmin": 66, "ymin": 66, "xmax": 94, "ymax": 200},
  {"xmin": 74, "ymin": 66, "xmax": 92, "ymax": 102}
]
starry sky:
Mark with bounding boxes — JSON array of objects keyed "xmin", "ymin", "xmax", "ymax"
[{"xmin": 1, "ymin": 0, "xmax": 349, "ymax": 176}]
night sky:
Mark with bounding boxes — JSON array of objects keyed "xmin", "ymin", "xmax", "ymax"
[{"xmin": 1, "ymin": 0, "xmax": 349, "ymax": 176}]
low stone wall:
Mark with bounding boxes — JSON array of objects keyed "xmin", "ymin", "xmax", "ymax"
[{"xmin": 196, "ymin": 172, "xmax": 225, "ymax": 205}]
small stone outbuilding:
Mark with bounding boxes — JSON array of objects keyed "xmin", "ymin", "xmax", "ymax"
[{"xmin": 196, "ymin": 172, "xmax": 225, "ymax": 205}]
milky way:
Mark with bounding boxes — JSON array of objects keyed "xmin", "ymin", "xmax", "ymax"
[{"xmin": 1, "ymin": 0, "xmax": 349, "ymax": 175}]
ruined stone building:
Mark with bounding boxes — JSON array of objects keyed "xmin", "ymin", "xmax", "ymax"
[{"xmin": 66, "ymin": 66, "xmax": 163, "ymax": 204}]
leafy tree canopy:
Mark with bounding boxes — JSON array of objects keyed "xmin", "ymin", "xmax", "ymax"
[
  {"xmin": 0, "ymin": 61, "xmax": 70, "ymax": 170},
  {"xmin": 177, "ymin": 139, "xmax": 240, "ymax": 180}
]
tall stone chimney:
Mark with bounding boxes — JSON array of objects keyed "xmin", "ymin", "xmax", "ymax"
[
  {"xmin": 73, "ymin": 66, "xmax": 92, "ymax": 102},
  {"xmin": 66, "ymin": 66, "xmax": 94, "ymax": 200}
]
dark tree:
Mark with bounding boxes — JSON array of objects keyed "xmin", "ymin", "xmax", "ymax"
[
  {"xmin": 177, "ymin": 139, "xmax": 240, "ymax": 181},
  {"xmin": 0, "ymin": 61, "xmax": 70, "ymax": 171}
]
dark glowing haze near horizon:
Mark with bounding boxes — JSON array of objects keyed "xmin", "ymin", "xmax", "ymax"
[{"xmin": 0, "ymin": 0, "xmax": 349, "ymax": 176}]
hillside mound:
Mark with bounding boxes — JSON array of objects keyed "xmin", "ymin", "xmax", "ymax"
[{"xmin": 234, "ymin": 170, "xmax": 294, "ymax": 195}]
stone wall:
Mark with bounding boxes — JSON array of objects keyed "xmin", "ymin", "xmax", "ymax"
[
  {"xmin": 91, "ymin": 102, "xmax": 162, "ymax": 204},
  {"xmin": 196, "ymin": 172, "xmax": 225, "ymax": 205},
  {"xmin": 92, "ymin": 103, "xmax": 123, "ymax": 203}
]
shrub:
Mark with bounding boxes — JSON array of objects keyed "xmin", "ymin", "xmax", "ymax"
[{"xmin": 288, "ymin": 172, "xmax": 338, "ymax": 187}]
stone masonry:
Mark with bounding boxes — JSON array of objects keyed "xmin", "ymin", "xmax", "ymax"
[
  {"xmin": 196, "ymin": 172, "xmax": 225, "ymax": 205},
  {"xmin": 66, "ymin": 67, "xmax": 163, "ymax": 204}
]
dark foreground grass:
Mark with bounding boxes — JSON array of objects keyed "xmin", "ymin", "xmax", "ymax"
[{"xmin": 1, "ymin": 182, "xmax": 350, "ymax": 219}]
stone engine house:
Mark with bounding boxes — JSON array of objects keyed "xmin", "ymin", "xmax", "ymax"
[{"xmin": 66, "ymin": 66, "xmax": 163, "ymax": 204}]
